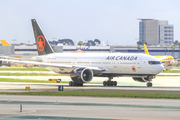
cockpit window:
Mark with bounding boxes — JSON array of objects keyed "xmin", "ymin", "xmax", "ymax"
[{"xmin": 148, "ymin": 61, "xmax": 161, "ymax": 65}]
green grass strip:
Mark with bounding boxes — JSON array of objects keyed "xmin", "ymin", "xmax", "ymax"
[
  {"xmin": 157, "ymin": 75, "xmax": 180, "ymax": 77},
  {"xmin": 0, "ymin": 78, "xmax": 65, "ymax": 83},
  {"xmin": 0, "ymin": 73, "xmax": 63, "ymax": 76},
  {"xmin": 0, "ymin": 78, "xmax": 101, "ymax": 84},
  {"xmin": 0, "ymin": 91, "xmax": 180, "ymax": 99},
  {"xmin": 0, "ymin": 67, "xmax": 49, "ymax": 71},
  {"xmin": 162, "ymin": 70, "xmax": 180, "ymax": 73}
]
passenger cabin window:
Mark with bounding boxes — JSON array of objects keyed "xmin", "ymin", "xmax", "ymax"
[{"xmin": 148, "ymin": 61, "xmax": 161, "ymax": 65}]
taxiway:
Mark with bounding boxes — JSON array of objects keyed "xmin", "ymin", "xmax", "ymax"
[
  {"xmin": 0, "ymin": 75, "xmax": 180, "ymax": 120},
  {"xmin": 0, "ymin": 95, "xmax": 180, "ymax": 120}
]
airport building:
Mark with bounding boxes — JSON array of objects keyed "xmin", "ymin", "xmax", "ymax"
[
  {"xmin": 138, "ymin": 19, "xmax": 174, "ymax": 45},
  {"xmin": 0, "ymin": 44, "xmax": 180, "ymax": 59},
  {"xmin": 54, "ymin": 46, "xmax": 111, "ymax": 53}
]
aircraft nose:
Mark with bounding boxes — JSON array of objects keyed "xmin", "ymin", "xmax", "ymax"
[{"xmin": 154, "ymin": 65, "xmax": 164, "ymax": 74}]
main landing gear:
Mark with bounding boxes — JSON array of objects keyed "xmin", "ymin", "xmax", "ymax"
[
  {"xmin": 103, "ymin": 77, "xmax": 117, "ymax": 86},
  {"xmin": 69, "ymin": 81, "xmax": 83, "ymax": 86}
]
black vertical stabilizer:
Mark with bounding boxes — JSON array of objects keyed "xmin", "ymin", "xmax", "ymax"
[{"xmin": 31, "ymin": 19, "xmax": 54, "ymax": 55}]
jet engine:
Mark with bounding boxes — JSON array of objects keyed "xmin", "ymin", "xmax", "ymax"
[{"xmin": 70, "ymin": 68, "xmax": 93, "ymax": 83}]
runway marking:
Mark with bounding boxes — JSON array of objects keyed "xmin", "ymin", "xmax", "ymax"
[
  {"xmin": 21, "ymin": 110, "xmax": 36, "ymax": 113},
  {"xmin": 0, "ymin": 115, "xmax": 122, "ymax": 120},
  {"xmin": 0, "ymin": 100, "xmax": 180, "ymax": 110}
]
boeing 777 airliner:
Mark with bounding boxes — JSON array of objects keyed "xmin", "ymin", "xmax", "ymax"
[{"xmin": 0, "ymin": 19, "xmax": 164, "ymax": 87}]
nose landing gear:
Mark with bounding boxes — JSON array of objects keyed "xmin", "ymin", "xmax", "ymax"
[
  {"xmin": 103, "ymin": 77, "xmax": 117, "ymax": 86},
  {"xmin": 146, "ymin": 75, "xmax": 154, "ymax": 87},
  {"xmin": 147, "ymin": 82, "xmax": 152, "ymax": 87}
]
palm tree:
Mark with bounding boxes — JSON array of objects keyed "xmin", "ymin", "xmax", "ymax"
[
  {"xmin": 137, "ymin": 45, "xmax": 142, "ymax": 53},
  {"xmin": 77, "ymin": 41, "xmax": 83, "ymax": 49},
  {"xmin": 164, "ymin": 46, "xmax": 168, "ymax": 55},
  {"xmin": 171, "ymin": 45, "xmax": 176, "ymax": 57},
  {"xmin": 178, "ymin": 42, "xmax": 180, "ymax": 58}
]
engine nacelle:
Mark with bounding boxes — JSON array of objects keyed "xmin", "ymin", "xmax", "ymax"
[{"xmin": 70, "ymin": 68, "xmax": 93, "ymax": 83}]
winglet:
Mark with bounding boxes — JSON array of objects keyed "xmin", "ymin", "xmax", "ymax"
[
  {"xmin": 144, "ymin": 44, "xmax": 149, "ymax": 55},
  {"xmin": 1, "ymin": 40, "xmax": 11, "ymax": 46}
]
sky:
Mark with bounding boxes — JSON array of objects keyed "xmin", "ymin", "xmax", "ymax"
[{"xmin": 0, "ymin": 0, "xmax": 180, "ymax": 46}]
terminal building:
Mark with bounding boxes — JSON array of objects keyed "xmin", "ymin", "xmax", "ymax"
[{"xmin": 0, "ymin": 44, "xmax": 180, "ymax": 59}]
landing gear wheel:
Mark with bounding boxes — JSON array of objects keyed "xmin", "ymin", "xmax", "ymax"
[
  {"xmin": 111, "ymin": 81, "xmax": 113, "ymax": 86},
  {"xmin": 103, "ymin": 81, "xmax": 107, "ymax": 86},
  {"xmin": 113, "ymin": 81, "xmax": 117, "ymax": 86},
  {"xmin": 107, "ymin": 81, "xmax": 111, "ymax": 86},
  {"xmin": 69, "ymin": 81, "xmax": 73, "ymax": 86},
  {"xmin": 103, "ymin": 77, "xmax": 118, "ymax": 86},
  {"xmin": 147, "ymin": 83, "xmax": 152, "ymax": 87},
  {"xmin": 69, "ymin": 81, "xmax": 83, "ymax": 86},
  {"xmin": 103, "ymin": 81, "xmax": 117, "ymax": 86},
  {"xmin": 79, "ymin": 83, "xmax": 83, "ymax": 86},
  {"xmin": 72, "ymin": 82, "xmax": 75, "ymax": 86}
]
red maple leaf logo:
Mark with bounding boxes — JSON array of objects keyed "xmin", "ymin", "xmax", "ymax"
[
  {"xmin": 37, "ymin": 36, "xmax": 45, "ymax": 51},
  {"xmin": 38, "ymin": 38, "xmax": 43, "ymax": 48},
  {"xmin": 131, "ymin": 66, "xmax": 136, "ymax": 72}
]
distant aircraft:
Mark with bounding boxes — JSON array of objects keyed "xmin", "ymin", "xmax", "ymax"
[
  {"xmin": 1, "ymin": 40, "xmax": 11, "ymax": 46},
  {"xmin": 0, "ymin": 19, "xmax": 164, "ymax": 87},
  {"xmin": 144, "ymin": 44, "xmax": 174, "ymax": 62}
]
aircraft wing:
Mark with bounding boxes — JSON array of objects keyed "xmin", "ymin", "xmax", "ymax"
[
  {"xmin": 0, "ymin": 58, "xmax": 104, "ymax": 71},
  {"xmin": 0, "ymin": 56, "xmax": 36, "ymax": 61}
]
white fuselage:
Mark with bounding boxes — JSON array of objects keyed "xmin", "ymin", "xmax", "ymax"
[{"xmin": 32, "ymin": 53, "xmax": 164, "ymax": 77}]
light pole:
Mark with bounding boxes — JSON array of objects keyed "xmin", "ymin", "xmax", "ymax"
[{"xmin": 12, "ymin": 39, "xmax": 16, "ymax": 44}]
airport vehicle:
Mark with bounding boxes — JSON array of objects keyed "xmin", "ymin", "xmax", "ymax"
[
  {"xmin": 0, "ymin": 19, "xmax": 164, "ymax": 87},
  {"xmin": 0, "ymin": 40, "xmax": 11, "ymax": 46},
  {"xmin": 144, "ymin": 44, "xmax": 174, "ymax": 62}
]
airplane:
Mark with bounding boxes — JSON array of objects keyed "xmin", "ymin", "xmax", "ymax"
[
  {"xmin": 1, "ymin": 40, "xmax": 11, "ymax": 46},
  {"xmin": 144, "ymin": 44, "xmax": 174, "ymax": 62},
  {"xmin": 0, "ymin": 19, "xmax": 164, "ymax": 87}
]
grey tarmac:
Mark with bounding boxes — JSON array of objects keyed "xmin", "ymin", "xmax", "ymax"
[
  {"xmin": 0, "ymin": 95, "xmax": 180, "ymax": 120},
  {"xmin": 0, "ymin": 75, "xmax": 180, "ymax": 120}
]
